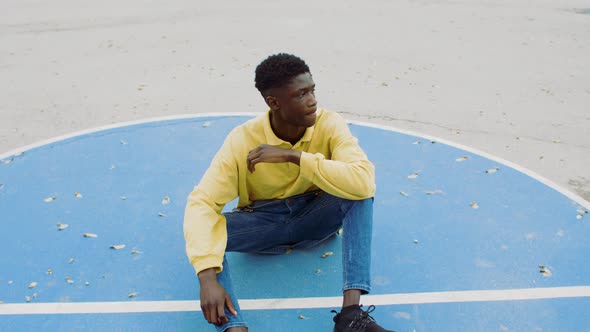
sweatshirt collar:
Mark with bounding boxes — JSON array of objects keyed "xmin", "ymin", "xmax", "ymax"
[{"xmin": 263, "ymin": 110, "xmax": 317, "ymax": 146}]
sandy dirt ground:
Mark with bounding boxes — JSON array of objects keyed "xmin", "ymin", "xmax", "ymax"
[{"xmin": 1, "ymin": 0, "xmax": 589, "ymax": 203}]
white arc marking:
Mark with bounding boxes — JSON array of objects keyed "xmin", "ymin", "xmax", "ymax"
[{"xmin": 1, "ymin": 113, "xmax": 587, "ymax": 209}]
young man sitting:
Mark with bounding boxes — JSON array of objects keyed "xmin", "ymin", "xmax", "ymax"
[{"xmin": 184, "ymin": 53, "xmax": 393, "ymax": 332}]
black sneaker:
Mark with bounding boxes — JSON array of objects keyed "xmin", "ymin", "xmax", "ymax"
[{"xmin": 332, "ymin": 305, "xmax": 395, "ymax": 332}]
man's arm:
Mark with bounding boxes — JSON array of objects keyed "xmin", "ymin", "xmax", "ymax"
[
  {"xmin": 184, "ymin": 132, "xmax": 240, "ymax": 325},
  {"xmin": 299, "ymin": 113, "xmax": 375, "ymax": 199},
  {"xmin": 245, "ymin": 113, "xmax": 375, "ymax": 200}
]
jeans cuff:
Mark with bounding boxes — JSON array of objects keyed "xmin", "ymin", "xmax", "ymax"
[
  {"xmin": 343, "ymin": 283, "xmax": 371, "ymax": 295},
  {"xmin": 219, "ymin": 322, "xmax": 248, "ymax": 332}
]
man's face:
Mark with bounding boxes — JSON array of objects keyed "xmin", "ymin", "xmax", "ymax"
[{"xmin": 271, "ymin": 72, "xmax": 318, "ymax": 128}]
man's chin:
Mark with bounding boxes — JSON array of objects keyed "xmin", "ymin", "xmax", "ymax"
[{"xmin": 304, "ymin": 114, "xmax": 317, "ymax": 127}]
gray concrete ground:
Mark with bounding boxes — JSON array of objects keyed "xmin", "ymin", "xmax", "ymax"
[{"xmin": 1, "ymin": 0, "xmax": 589, "ymax": 203}]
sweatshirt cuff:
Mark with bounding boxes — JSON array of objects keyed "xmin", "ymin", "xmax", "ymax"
[
  {"xmin": 192, "ymin": 256, "xmax": 223, "ymax": 276},
  {"xmin": 300, "ymin": 151, "xmax": 324, "ymax": 182}
]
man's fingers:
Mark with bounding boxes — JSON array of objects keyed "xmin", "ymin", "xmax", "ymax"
[
  {"xmin": 217, "ymin": 304, "xmax": 228, "ymax": 325},
  {"xmin": 247, "ymin": 153, "xmax": 262, "ymax": 173},
  {"xmin": 225, "ymin": 295, "xmax": 238, "ymax": 316},
  {"xmin": 248, "ymin": 157, "xmax": 260, "ymax": 173},
  {"xmin": 202, "ymin": 304, "xmax": 214, "ymax": 324}
]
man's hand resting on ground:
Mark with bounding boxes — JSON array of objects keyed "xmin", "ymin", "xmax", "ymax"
[
  {"xmin": 247, "ymin": 144, "xmax": 301, "ymax": 172},
  {"xmin": 198, "ymin": 268, "xmax": 238, "ymax": 326}
]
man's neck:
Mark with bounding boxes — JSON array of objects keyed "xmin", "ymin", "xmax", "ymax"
[{"xmin": 269, "ymin": 111, "xmax": 306, "ymax": 145}]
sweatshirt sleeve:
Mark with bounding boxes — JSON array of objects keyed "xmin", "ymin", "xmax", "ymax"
[
  {"xmin": 299, "ymin": 114, "xmax": 376, "ymax": 200},
  {"xmin": 183, "ymin": 132, "xmax": 239, "ymax": 275}
]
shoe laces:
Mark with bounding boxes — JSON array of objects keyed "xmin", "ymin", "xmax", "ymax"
[
  {"xmin": 350, "ymin": 305, "xmax": 377, "ymax": 330},
  {"xmin": 330, "ymin": 305, "xmax": 377, "ymax": 332}
]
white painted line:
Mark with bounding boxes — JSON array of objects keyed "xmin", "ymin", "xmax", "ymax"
[
  {"xmin": 0, "ymin": 112, "xmax": 588, "ymax": 210},
  {"xmin": 2, "ymin": 286, "xmax": 590, "ymax": 315}
]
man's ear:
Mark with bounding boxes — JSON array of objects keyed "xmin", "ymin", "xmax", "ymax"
[{"xmin": 265, "ymin": 95, "xmax": 280, "ymax": 111}]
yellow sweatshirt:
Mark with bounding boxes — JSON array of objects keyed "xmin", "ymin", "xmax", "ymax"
[{"xmin": 184, "ymin": 109, "xmax": 375, "ymax": 275}]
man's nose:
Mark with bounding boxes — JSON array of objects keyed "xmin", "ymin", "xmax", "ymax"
[{"xmin": 308, "ymin": 92, "xmax": 317, "ymax": 106}]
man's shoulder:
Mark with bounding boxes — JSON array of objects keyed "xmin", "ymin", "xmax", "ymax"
[
  {"xmin": 223, "ymin": 112, "xmax": 267, "ymax": 145},
  {"xmin": 316, "ymin": 109, "xmax": 347, "ymax": 130},
  {"xmin": 229, "ymin": 112, "xmax": 265, "ymax": 133}
]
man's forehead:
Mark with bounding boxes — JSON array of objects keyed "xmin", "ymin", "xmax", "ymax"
[
  {"xmin": 285, "ymin": 72, "xmax": 314, "ymax": 89},
  {"xmin": 265, "ymin": 72, "xmax": 314, "ymax": 97}
]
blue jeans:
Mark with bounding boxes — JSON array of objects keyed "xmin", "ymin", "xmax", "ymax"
[{"xmin": 208, "ymin": 190, "xmax": 373, "ymax": 332}]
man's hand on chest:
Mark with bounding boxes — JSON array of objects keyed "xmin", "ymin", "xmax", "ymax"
[{"xmin": 247, "ymin": 144, "xmax": 302, "ymax": 173}]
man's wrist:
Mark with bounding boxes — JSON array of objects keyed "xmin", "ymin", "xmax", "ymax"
[
  {"xmin": 288, "ymin": 150, "xmax": 301, "ymax": 165},
  {"xmin": 197, "ymin": 267, "xmax": 218, "ymax": 284}
]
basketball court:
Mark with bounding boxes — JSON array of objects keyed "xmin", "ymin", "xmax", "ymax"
[{"xmin": 1, "ymin": 115, "xmax": 589, "ymax": 331}]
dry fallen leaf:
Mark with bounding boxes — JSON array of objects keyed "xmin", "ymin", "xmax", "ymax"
[
  {"xmin": 44, "ymin": 196, "xmax": 56, "ymax": 202},
  {"xmin": 162, "ymin": 196, "xmax": 170, "ymax": 205},
  {"xmin": 470, "ymin": 202, "xmax": 479, "ymax": 209},
  {"xmin": 83, "ymin": 233, "xmax": 98, "ymax": 238},
  {"xmin": 407, "ymin": 173, "xmax": 419, "ymax": 179},
  {"xmin": 57, "ymin": 223, "xmax": 69, "ymax": 231},
  {"xmin": 110, "ymin": 244, "xmax": 126, "ymax": 250},
  {"xmin": 456, "ymin": 156, "xmax": 468, "ymax": 162},
  {"xmin": 28, "ymin": 282, "xmax": 37, "ymax": 289},
  {"xmin": 321, "ymin": 252, "xmax": 333, "ymax": 258},
  {"xmin": 425, "ymin": 190, "xmax": 443, "ymax": 195},
  {"xmin": 485, "ymin": 167, "xmax": 500, "ymax": 174},
  {"xmin": 539, "ymin": 265, "xmax": 552, "ymax": 277}
]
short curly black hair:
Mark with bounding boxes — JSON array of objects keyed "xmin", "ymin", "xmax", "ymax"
[{"xmin": 254, "ymin": 53, "xmax": 310, "ymax": 95}]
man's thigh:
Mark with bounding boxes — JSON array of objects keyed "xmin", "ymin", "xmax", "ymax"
[
  {"xmin": 224, "ymin": 191, "xmax": 347, "ymax": 253},
  {"xmin": 287, "ymin": 191, "xmax": 348, "ymax": 243},
  {"xmin": 224, "ymin": 200, "xmax": 292, "ymax": 253}
]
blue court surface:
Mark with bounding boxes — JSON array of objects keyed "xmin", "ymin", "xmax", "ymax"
[{"xmin": 1, "ymin": 114, "xmax": 589, "ymax": 332}]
